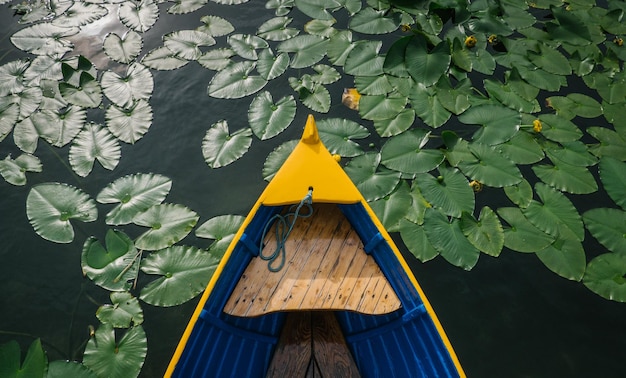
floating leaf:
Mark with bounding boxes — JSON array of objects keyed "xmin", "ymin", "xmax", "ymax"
[
  {"xmin": 119, "ymin": 0, "xmax": 159, "ymax": 33},
  {"xmin": 359, "ymin": 93, "xmax": 407, "ymax": 121},
  {"xmin": 536, "ymin": 237, "xmax": 586, "ymax": 281},
  {"xmin": 256, "ymin": 49, "xmax": 289, "ymax": 80},
  {"xmin": 547, "ymin": 93, "xmax": 603, "ymax": 119},
  {"xmin": 198, "ymin": 15, "xmax": 235, "ymax": 37},
  {"xmin": 0, "ymin": 339, "xmax": 46, "ymax": 378},
  {"xmin": 406, "ymin": 181, "xmax": 430, "ymax": 225},
  {"xmin": 13, "ymin": 118, "xmax": 38, "ymax": 154},
  {"xmin": 31, "ymin": 106, "xmax": 86, "ymax": 147},
  {"xmin": 416, "ymin": 167, "xmax": 474, "ymax": 218},
  {"xmin": 140, "ymin": 246, "xmax": 221, "ymax": 306},
  {"xmin": 198, "ymin": 48, "xmax": 235, "ymax": 71},
  {"xmin": 0, "ymin": 153, "xmax": 42, "ymax": 186},
  {"xmin": 327, "ymin": 30, "xmax": 354, "ymax": 66},
  {"xmin": 195, "ymin": 215, "xmax": 245, "ymax": 252},
  {"xmin": 167, "ymin": 0, "xmax": 208, "ymax": 14},
  {"xmin": 587, "ymin": 126, "xmax": 626, "ymax": 160},
  {"xmin": 97, "ymin": 173, "xmax": 171, "ymax": 225},
  {"xmin": 11, "ymin": 23, "xmax": 79, "ymax": 55},
  {"xmin": 277, "ymin": 35, "xmax": 329, "ymax": 69},
  {"xmin": 423, "ymin": 208, "xmax": 480, "ymax": 270},
  {"xmin": 583, "ymin": 208, "xmax": 626, "ymax": 254},
  {"xmin": 263, "ymin": 139, "xmax": 297, "ymax": 181},
  {"xmin": 97, "ymin": 292, "xmax": 144, "ymax": 328},
  {"xmin": 546, "ymin": 6, "xmax": 592, "ymax": 46},
  {"xmin": 498, "ymin": 207, "xmax": 555, "ymax": 253},
  {"xmin": 83, "ymin": 325, "xmax": 146, "ymax": 378},
  {"xmin": 141, "ymin": 46, "xmax": 189, "ymax": 71},
  {"xmin": 457, "ymin": 143, "xmax": 522, "ymax": 187},
  {"xmin": 257, "ymin": 16, "xmax": 299, "ymax": 41},
  {"xmin": 248, "ymin": 91, "xmax": 296, "ymax": 140},
  {"xmin": 266, "ymin": 0, "xmax": 294, "ymax": 16},
  {"xmin": 344, "ymin": 152, "xmax": 401, "ymax": 202},
  {"xmin": 349, "ymin": 6, "xmax": 400, "ymax": 34},
  {"xmin": 228, "ymin": 34, "xmax": 268, "ymax": 60},
  {"xmin": 103, "ymin": 31, "xmax": 143, "ymax": 64},
  {"xmin": 545, "ymin": 141, "xmax": 597, "ymax": 167},
  {"xmin": 528, "ymin": 43, "xmax": 572, "ymax": 75},
  {"xmin": 133, "ymin": 204, "xmax": 199, "ymax": 251},
  {"xmin": 26, "ymin": 183, "xmax": 98, "ymax": 243},
  {"xmin": 409, "ymin": 85, "xmax": 451, "ymax": 128},
  {"xmin": 522, "ymin": 183, "xmax": 584, "ymax": 241},
  {"xmin": 0, "ymin": 60, "xmax": 28, "ymax": 97},
  {"xmin": 583, "ymin": 253, "xmax": 626, "ymax": 302},
  {"xmin": 461, "ymin": 207, "xmax": 504, "ymax": 257},
  {"xmin": 202, "ymin": 120, "xmax": 252, "ymax": 168},
  {"xmin": 380, "ymin": 129, "xmax": 445, "ymax": 174},
  {"xmin": 497, "ymin": 131, "xmax": 544, "ymax": 165},
  {"xmin": 354, "ymin": 74, "xmax": 393, "ymax": 96},
  {"xmin": 207, "ymin": 61, "xmax": 267, "ymax": 99},
  {"xmin": 405, "ymin": 36, "xmax": 451, "ymax": 87},
  {"xmin": 59, "ymin": 72, "xmax": 102, "ymax": 108},
  {"xmin": 81, "ymin": 230, "xmax": 139, "ymax": 291},
  {"xmin": 311, "ymin": 64, "xmax": 340, "ymax": 84},
  {"xmin": 483, "ymin": 79, "xmax": 540, "ymax": 113},
  {"xmin": 399, "ymin": 219, "xmax": 439, "ymax": 262},
  {"xmin": 373, "ymin": 108, "xmax": 415, "ymax": 138},
  {"xmin": 294, "ymin": 0, "xmax": 338, "ymax": 20},
  {"xmin": 51, "ymin": 2, "xmax": 108, "ymax": 27},
  {"xmin": 304, "ymin": 19, "xmax": 337, "ymax": 37},
  {"xmin": 47, "ymin": 361, "xmax": 97, "ymax": 378},
  {"xmin": 344, "ymin": 40, "xmax": 384, "ymax": 76},
  {"xmin": 370, "ymin": 181, "xmax": 411, "ymax": 232},
  {"xmin": 599, "ymin": 157, "xmax": 626, "ymax": 210},
  {"xmin": 106, "ymin": 99, "xmax": 153, "ymax": 144},
  {"xmin": 459, "ymin": 104, "xmax": 520, "ymax": 145},
  {"xmin": 0, "ymin": 100, "xmax": 19, "ymax": 142},
  {"xmin": 316, "ymin": 118, "xmax": 369, "ymax": 157},
  {"xmin": 503, "ymin": 179, "xmax": 533, "ymax": 208},
  {"xmin": 538, "ymin": 114, "xmax": 583, "ymax": 143},
  {"xmin": 69, "ymin": 123, "xmax": 121, "ymax": 177},
  {"xmin": 101, "ymin": 63, "xmax": 153, "ymax": 108},
  {"xmin": 532, "ymin": 161, "xmax": 597, "ymax": 195}
]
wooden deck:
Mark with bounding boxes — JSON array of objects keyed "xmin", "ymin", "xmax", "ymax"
[{"xmin": 223, "ymin": 204, "xmax": 401, "ymax": 317}]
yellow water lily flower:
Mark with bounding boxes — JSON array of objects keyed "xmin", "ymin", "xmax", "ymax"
[
  {"xmin": 465, "ymin": 35, "xmax": 477, "ymax": 48},
  {"xmin": 488, "ymin": 34, "xmax": 498, "ymax": 44},
  {"xmin": 469, "ymin": 180, "xmax": 483, "ymax": 192},
  {"xmin": 342, "ymin": 88, "xmax": 361, "ymax": 110},
  {"xmin": 533, "ymin": 119, "xmax": 542, "ymax": 133},
  {"xmin": 400, "ymin": 24, "xmax": 412, "ymax": 32},
  {"xmin": 614, "ymin": 37, "xmax": 623, "ymax": 46}
]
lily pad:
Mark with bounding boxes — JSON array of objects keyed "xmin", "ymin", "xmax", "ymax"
[
  {"xmin": 51, "ymin": 2, "xmax": 108, "ymax": 27},
  {"xmin": 198, "ymin": 48, "xmax": 236, "ymax": 71},
  {"xmin": 133, "ymin": 204, "xmax": 199, "ymax": 251},
  {"xmin": 83, "ymin": 324, "xmax": 147, "ymax": 378},
  {"xmin": 498, "ymin": 207, "xmax": 555, "ymax": 253},
  {"xmin": 546, "ymin": 93, "xmax": 603, "ymax": 119},
  {"xmin": 140, "ymin": 246, "xmax": 221, "ymax": 306},
  {"xmin": 141, "ymin": 47, "xmax": 189, "ymax": 71},
  {"xmin": 195, "ymin": 214, "xmax": 245, "ymax": 252},
  {"xmin": 69, "ymin": 123, "xmax": 121, "ymax": 177},
  {"xmin": 503, "ymin": 179, "xmax": 533, "ymax": 208},
  {"xmin": 316, "ymin": 118, "xmax": 369, "ymax": 157},
  {"xmin": 369, "ymin": 181, "xmax": 412, "ymax": 232},
  {"xmin": 257, "ymin": 17, "xmax": 299, "ymax": 41},
  {"xmin": 522, "ymin": 183, "xmax": 584, "ymax": 241},
  {"xmin": 47, "ymin": 361, "xmax": 97, "ymax": 378},
  {"xmin": 539, "ymin": 114, "xmax": 583, "ymax": 143},
  {"xmin": 97, "ymin": 173, "xmax": 172, "ymax": 226},
  {"xmin": 0, "ymin": 60, "xmax": 28, "ymax": 97},
  {"xmin": 423, "ymin": 207, "xmax": 480, "ymax": 270},
  {"xmin": 198, "ymin": 15, "xmax": 235, "ymax": 37},
  {"xmin": 106, "ymin": 99, "xmax": 153, "ymax": 144},
  {"xmin": 583, "ymin": 208, "xmax": 626, "ymax": 254},
  {"xmin": 457, "ymin": 143, "xmax": 522, "ymax": 187},
  {"xmin": 277, "ymin": 35, "xmax": 329, "ymax": 69},
  {"xmin": 294, "ymin": 0, "xmax": 338, "ymax": 20},
  {"xmin": 461, "ymin": 207, "xmax": 504, "ymax": 257},
  {"xmin": 497, "ymin": 131, "xmax": 544, "ymax": 165},
  {"xmin": 349, "ymin": 6, "xmax": 400, "ymax": 34},
  {"xmin": 248, "ymin": 91, "xmax": 296, "ymax": 140},
  {"xmin": 31, "ymin": 106, "xmax": 86, "ymax": 147},
  {"xmin": 399, "ymin": 219, "xmax": 439, "ymax": 262},
  {"xmin": 59, "ymin": 72, "xmax": 102, "ymax": 108},
  {"xmin": 167, "ymin": 0, "xmax": 208, "ymax": 14},
  {"xmin": 81, "ymin": 230, "xmax": 139, "ymax": 291},
  {"xmin": 599, "ymin": 157, "xmax": 626, "ymax": 210},
  {"xmin": 256, "ymin": 49, "xmax": 289, "ymax": 80},
  {"xmin": 101, "ymin": 63, "xmax": 153, "ymax": 108},
  {"xmin": 405, "ymin": 36, "xmax": 451, "ymax": 87},
  {"xmin": 202, "ymin": 120, "xmax": 252, "ymax": 168},
  {"xmin": 103, "ymin": 31, "xmax": 143, "ymax": 64},
  {"xmin": 416, "ymin": 167, "xmax": 474, "ymax": 218},
  {"xmin": 0, "ymin": 153, "xmax": 42, "ymax": 186},
  {"xmin": 536, "ymin": 236, "xmax": 586, "ymax": 281},
  {"xmin": 0, "ymin": 339, "xmax": 46, "ymax": 378},
  {"xmin": 532, "ymin": 161, "xmax": 598, "ymax": 195},
  {"xmin": 344, "ymin": 152, "xmax": 401, "ymax": 202},
  {"xmin": 207, "ymin": 61, "xmax": 267, "ymax": 99},
  {"xmin": 119, "ymin": 0, "xmax": 159, "ymax": 33},
  {"xmin": 409, "ymin": 85, "xmax": 451, "ymax": 128},
  {"xmin": 344, "ymin": 40, "xmax": 384, "ymax": 76},
  {"xmin": 263, "ymin": 139, "xmax": 297, "ymax": 181},
  {"xmin": 359, "ymin": 93, "xmax": 407, "ymax": 121},
  {"xmin": 583, "ymin": 253, "xmax": 626, "ymax": 302},
  {"xmin": 459, "ymin": 104, "xmax": 521, "ymax": 145},
  {"xmin": 228, "ymin": 34, "xmax": 268, "ymax": 60},
  {"xmin": 26, "ymin": 183, "xmax": 97, "ymax": 243},
  {"xmin": 11, "ymin": 23, "xmax": 79, "ymax": 56},
  {"xmin": 373, "ymin": 108, "xmax": 415, "ymax": 138},
  {"xmin": 97, "ymin": 292, "xmax": 144, "ymax": 328},
  {"xmin": 380, "ymin": 128, "xmax": 444, "ymax": 175}
]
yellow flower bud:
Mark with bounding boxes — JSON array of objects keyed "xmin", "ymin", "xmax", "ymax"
[
  {"xmin": 465, "ymin": 35, "xmax": 477, "ymax": 48},
  {"xmin": 614, "ymin": 37, "xmax": 624, "ymax": 46},
  {"xmin": 469, "ymin": 180, "xmax": 483, "ymax": 192},
  {"xmin": 533, "ymin": 119, "xmax": 542, "ymax": 133}
]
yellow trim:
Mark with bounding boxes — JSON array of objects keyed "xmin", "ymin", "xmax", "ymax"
[{"xmin": 166, "ymin": 115, "xmax": 464, "ymax": 377}]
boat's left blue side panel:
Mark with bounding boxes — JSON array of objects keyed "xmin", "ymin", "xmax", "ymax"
[{"xmin": 172, "ymin": 206, "xmax": 286, "ymax": 378}]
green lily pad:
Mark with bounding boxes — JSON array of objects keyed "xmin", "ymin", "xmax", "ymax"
[
  {"xmin": 327, "ymin": 30, "xmax": 355, "ymax": 66},
  {"xmin": 103, "ymin": 31, "xmax": 143, "ymax": 64},
  {"xmin": 294, "ymin": 0, "xmax": 338, "ymax": 20},
  {"xmin": 545, "ymin": 141, "xmax": 597, "ymax": 167},
  {"xmin": 498, "ymin": 207, "xmax": 555, "ymax": 253},
  {"xmin": 119, "ymin": 0, "xmax": 158, "ymax": 33},
  {"xmin": 0, "ymin": 153, "xmax": 42, "ymax": 186},
  {"xmin": 483, "ymin": 79, "xmax": 540, "ymax": 113},
  {"xmin": 599, "ymin": 157, "xmax": 626, "ymax": 210},
  {"xmin": 344, "ymin": 152, "xmax": 401, "ymax": 202},
  {"xmin": 539, "ymin": 113, "xmax": 584, "ymax": 143},
  {"xmin": 0, "ymin": 99, "xmax": 19, "ymax": 142},
  {"xmin": 405, "ymin": 36, "xmax": 451, "ymax": 87},
  {"xmin": 248, "ymin": 92, "xmax": 296, "ymax": 140},
  {"xmin": 133, "ymin": 204, "xmax": 199, "ymax": 251},
  {"xmin": 164, "ymin": 30, "xmax": 216, "ymax": 60},
  {"xmin": 256, "ymin": 49, "xmax": 289, "ymax": 80},
  {"xmin": 536, "ymin": 237, "xmax": 586, "ymax": 281},
  {"xmin": 409, "ymin": 85, "xmax": 451, "ymax": 128},
  {"xmin": 228, "ymin": 34, "xmax": 268, "ymax": 60},
  {"xmin": 81, "ymin": 230, "xmax": 139, "ymax": 291},
  {"xmin": 47, "ymin": 361, "xmax": 97, "ymax": 378},
  {"xmin": 406, "ymin": 181, "xmax": 430, "ymax": 225},
  {"xmin": 457, "ymin": 143, "xmax": 522, "ymax": 187},
  {"xmin": 69, "ymin": 123, "xmax": 121, "ymax": 177},
  {"xmin": 263, "ymin": 139, "xmax": 297, "ymax": 181},
  {"xmin": 83, "ymin": 324, "xmax": 147, "ymax": 378},
  {"xmin": 51, "ymin": 2, "xmax": 107, "ymax": 27},
  {"xmin": 369, "ymin": 181, "xmax": 411, "ymax": 232},
  {"xmin": 583, "ymin": 253, "xmax": 626, "ymax": 302},
  {"xmin": 0, "ymin": 339, "xmax": 46, "ymax": 378},
  {"xmin": 101, "ymin": 63, "xmax": 153, "ymax": 108},
  {"xmin": 167, "ymin": 0, "xmax": 208, "ymax": 14},
  {"xmin": 277, "ymin": 35, "xmax": 329, "ymax": 69},
  {"xmin": 359, "ymin": 93, "xmax": 407, "ymax": 121},
  {"xmin": 198, "ymin": 15, "xmax": 234, "ymax": 37},
  {"xmin": 97, "ymin": 292, "xmax": 144, "ymax": 328},
  {"xmin": 141, "ymin": 47, "xmax": 189, "ymax": 71},
  {"xmin": 97, "ymin": 173, "xmax": 172, "ymax": 226},
  {"xmin": 459, "ymin": 104, "xmax": 521, "ymax": 145},
  {"xmin": 195, "ymin": 214, "xmax": 245, "ymax": 252},
  {"xmin": 207, "ymin": 61, "xmax": 267, "ymax": 99},
  {"xmin": 583, "ymin": 208, "xmax": 626, "ymax": 254},
  {"xmin": 528, "ymin": 43, "xmax": 572, "ymax": 75},
  {"xmin": 202, "ymin": 120, "xmax": 252, "ymax": 168},
  {"xmin": 296, "ymin": 82, "xmax": 331, "ymax": 113},
  {"xmin": 59, "ymin": 72, "xmax": 102, "ymax": 108},
  {"xmin": 105, "ymin": 99, "xmax": 153, "ymax": 144},
  {"xmin": 380, "ymin": 129, "xmax": 445, "ymax": 174},
  {"xmin": 11, "ymin": 23, "xmax": 79, "ymax": 56},
  {"xmin": 257, "ymin": 17, "xmax": 299, "ymax": 41},
  {"xmin": 497, "ymin": 131, "xmax": 544, "ymax": 165},
  {"xmin": 26, "ymin": 183, "xmax": 97, "ymax": 243},
  {"xmin": 399, "ymin": 219, "xmax": 439, "ymax": 262},
  {"xmin": 140, "ymin": 246, "xmax": 221, "ymax": 306},
  {"xmin": 546, "ymin": 6, "xmax": 592, "ymax": 46},
  {"xmin": 503, "ymin": 179, "xmax": 533, "ymax": 208},
  {"xmin": 532, "ymin": 161, "xmax": 598, "ymax": 195},
  {"xmin": 198, "ymin": 48, "xmax": 235, "ymax": 71},
  {"xmin": 31, "ymin": 106, "xmax": 86, "ymax": 147},
  {"xmin": 0, "ymin": 60, "xmax": 28, "ymax": 97},
  {"xmin": 461, "ymin": 207, "xmax": 504, "ymax": 257},
  {"xmin": 373, "ymin": 108, "xmax": 415, "ymax": 138},
  {"xmin": 522, "ymin": 183, "xmax": 584, "ymax": 241},
  {"xmin": 423, "ymin": 208, "xmax": 480, "ymax": 270},
  {"xmin": 349, "ymin": 6, "xmax": 400, "ymax": 34},
  {"xmin": 354, "ymin": 74, "xmax": 393, "ymax": 96},
  {"xmin": 310, "ymin": 64, "xmax": 340, "ymax": 84},
  {"xmin": 304, "ymin": 19, "xmax": 337, "ymax": 37},
  {"xmin": 547, "ymin": 93, "xmax": 603, "ymax": 119},
  {"xmin": 417, "ymin": 167, "xmax": 474, "ymax": 218},
  {"xmin": 587, "ymin": 126, "xmax": 626, "ymax": 160},
  {"xmin": 317, "ymin": 118, "xmax": 369, "ymax": 157}
]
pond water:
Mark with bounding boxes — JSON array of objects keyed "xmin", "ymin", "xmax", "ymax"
[{"xmin": 1, "ymin": 2, "xmax": 626, "ymax": 377}]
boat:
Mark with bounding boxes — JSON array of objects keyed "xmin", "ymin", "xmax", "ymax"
[{"xmin": 166, "ymin": 115, "xmax": 465, "ymax": 377}]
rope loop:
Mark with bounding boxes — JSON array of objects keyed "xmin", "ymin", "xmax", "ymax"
[{"xmin": 259, "ymin": 187, "xmax": 314, "ymax": 272}]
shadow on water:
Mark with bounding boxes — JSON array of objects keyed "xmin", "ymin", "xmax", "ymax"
[{"xmin": 1, "ymin": 2, "xmax": 626, "ymax": 377}]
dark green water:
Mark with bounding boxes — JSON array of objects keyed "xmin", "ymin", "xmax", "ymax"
[{"xmin": 1, "ymin": 2, "xmax": 626, "ymax": 377}]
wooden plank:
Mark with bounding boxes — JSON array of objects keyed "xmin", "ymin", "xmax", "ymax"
[
  {"xmin": 265, "ymin": 312, "xmax": 312, "ymax": 378},
  {"xmin": 312, "ymin": 312, "xmax": 361, "ymax": 378}
]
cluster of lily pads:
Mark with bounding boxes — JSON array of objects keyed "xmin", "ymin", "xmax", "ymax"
[{"xmin": 0, "ymin": 0, "xmax": 625, "ymax": 376}]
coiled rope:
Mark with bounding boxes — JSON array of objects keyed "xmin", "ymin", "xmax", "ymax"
[{"xmin": 259, "ymin": 187, "xmax": 314, "ymax": 272}]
